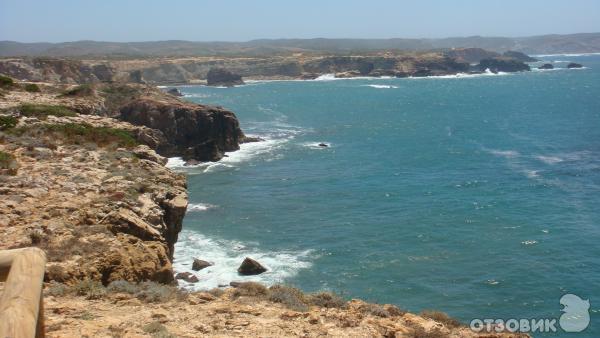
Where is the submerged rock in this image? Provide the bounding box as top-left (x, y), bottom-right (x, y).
top-left (192, 259), bottom-right (212, 271)
top-left (237, 257), bottom-right (267, 275)
top-left (318, 143), bottom-right (328, 147)
top-left (567, 63), bottom-right (583, 69)
top-left (538, 63), bottom-right (554, 70)
top-left (206, 68), bottom-right (244, 87)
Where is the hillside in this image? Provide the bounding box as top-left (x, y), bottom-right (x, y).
top-left (0, 33), bottom-right (599, 58)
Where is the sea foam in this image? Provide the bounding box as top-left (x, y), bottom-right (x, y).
top-left (173, 230), bottom-right (313, 290)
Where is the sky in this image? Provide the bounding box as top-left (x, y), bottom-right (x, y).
top-left (0, 0), bottom-right (599, 43)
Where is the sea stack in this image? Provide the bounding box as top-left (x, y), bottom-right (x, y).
top-left (567, 63), bottom-right (583, 69)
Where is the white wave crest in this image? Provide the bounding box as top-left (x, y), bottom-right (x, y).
top-left (187, 203), bottom-right (217, 212)
top-left (533, 52), bottom-right (600, 57)
top-left (485, 148), bottom-right (520, 158)
top-left (302, 142), bottom-right (332, 149)
top-left (173, 230), bottom-right (313, 290)
top-left (314, 74), bottom-right (337, 81)
top-left (536, 155), bottom-right (564, 164)
top-left (363, 84), bottom-right (398, 89)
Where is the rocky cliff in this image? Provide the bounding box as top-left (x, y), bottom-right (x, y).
top-left (0, 50), bottom-right (533, 85)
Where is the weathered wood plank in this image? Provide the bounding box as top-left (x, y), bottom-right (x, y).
top-left (0, 248), bottom-right (47, 338)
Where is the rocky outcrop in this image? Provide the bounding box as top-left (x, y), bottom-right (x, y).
top-left (567, 62), bottom-right (583, 68)
top-left (119, 98), bottom-right (245, 162)
top-left (166, 87), bottom-right (183, 96)
top-left (444, 48), bottom-right (500, 64)
top-left (0, 58), bottom-right (115, 84)
top-left (478, 57), bottom-right (531, 72)
top-left (0, 110), bottom-right (188, 285)
top-left (206, 68), bottom-right (244, 87)
top-left (538, 63), bottom-right (554, 70)
top-left (238, 257), bottom-right (267, 275)
top-left (192, 258), bottom-right (212, 271)
top-left (502, 51), bottom-right (538, 62)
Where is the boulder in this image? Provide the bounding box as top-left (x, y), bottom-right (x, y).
top-left (318, 143), bottom-right (328, 147)
top-left (206, 68), bottom-right (244, 87)
top-left (567, 63), bottom-right (583, 69)
top-left (192, 258), bottom-right (212, 271)
top-left (538, 63), bottom-right (554, 70)
top-left (478, 57), bottom-right (531, 72)
top-left (132, 145), bottom-right (168, 165)
top-left (237, 257), bottom-right (267, 275)
top-left (167, 88), bottom-right (183, 96)
top-left (175, 272), bottom-right (199, 283)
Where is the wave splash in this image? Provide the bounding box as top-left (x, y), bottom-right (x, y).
top-left (173, 230), bottom-right (313, 290)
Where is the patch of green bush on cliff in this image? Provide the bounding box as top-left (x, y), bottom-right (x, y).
top-left (60, 84), bottom-right (94, 97)
top-left (0, 75), bottom-right (14, 88)
top-left (24, 83), bottom-right (41, 93)
top-left (0, 150), bottom-right (18, 175)
top-left (42, 123), bottom-right (138, 148)
top-left (0, 115), bottom-right (18, 130)
top-left (17, 104), bottom-right (77, 119)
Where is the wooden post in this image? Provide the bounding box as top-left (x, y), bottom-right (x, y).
top-left (0, 247), bottom-right (47, 338)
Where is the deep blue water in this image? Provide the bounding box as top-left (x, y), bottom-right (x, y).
top-left (171, 55), bottom-right (600, 337)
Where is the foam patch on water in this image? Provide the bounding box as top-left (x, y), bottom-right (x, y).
top-left (302, 142), bottom-right (332, 149)
top-left (533, 52), bottom-right (600, 57)
top-left (484, 148), bottom-right (521, 158)
top-left (363, 84), bottom-right (398, 89)
top-left (536, 155), bottom-right (564, 164)
top-left (187, 203), bottom-right (217, 212)
top-left (173, 230), bottom-right (314, 290)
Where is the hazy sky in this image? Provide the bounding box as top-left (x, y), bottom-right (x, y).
top-left (1, 0), bottom-right (599, 42)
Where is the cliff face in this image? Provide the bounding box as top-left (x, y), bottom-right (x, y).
top-left (0, 112), bottom-right (187, 285)
top-left (120, 98), bottom-right (245, 161)
top-left (0, 50), bottom-right (532, 84)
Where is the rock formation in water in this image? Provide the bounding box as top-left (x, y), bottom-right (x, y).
top-left (539, 63), bottom-right (554, 69)
top-left (206, 67), bottom-right (245, 87)
top-left (502, 50), bottom-right (539, 62)
top-left (567, 62), bottom-right (583, 68)
top-left (478, 57), bottom-right (531, 72)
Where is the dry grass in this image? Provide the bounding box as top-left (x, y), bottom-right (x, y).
top-left (420, 310), bottom-right (462, 329)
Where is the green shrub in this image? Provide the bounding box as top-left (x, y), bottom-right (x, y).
top-left (61, 84), bottom-right (94, 97)
top-left (0, 115), bottom-right (18, 130)
top-left (42, 123), bottom-right (138, 148)
top-left (107, 280), bottom-right (139, 294)
top-left (24, 83), bottom-right (41, 92)
top-left (17, 104), bottom-right (77, 119)
top-left (0, 75), bottom-right (13, 88)
top-left (0, 150), bottom-right (18, 175)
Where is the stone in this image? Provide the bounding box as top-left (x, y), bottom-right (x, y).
top-left (192, 258), bottom-right (212, 271)
top-left (538, 63), bottom-right (554, 70)
top-left (237, 257), bottom-right (267, 275)
top-left (206, 68), bottom-right (244, 87)
top-left (567, 63), bottom-right (583, 69)
top-left (478, 57), bottom-right (531, 72)
top-left (167, 88), bottom-right (183, 96)
top-left (175, 272), bottom-right (199, 283)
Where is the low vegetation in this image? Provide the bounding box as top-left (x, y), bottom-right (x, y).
top-left (11, 122), bottom-right (138, 148)
top-left (0, 75), bottom-right (14, 88)
top-left (24, 83), bottom-right (41, 92)
top-left (232, 282), bottom-right (347, 312)
top-left (60, 84), bottom-right (94, 97)
top-left (142, 321), bottom-right (176, 338)
top-left (0, 150), bottom-right (18, 175)
top-left (46, 280), bottom-right (187, 303)
top-left (16, 103), bottom-right (77, 119)
top-left (420, 310), bottom-right (462, 328)
top-left (0, 115), bottom-right (18, 130)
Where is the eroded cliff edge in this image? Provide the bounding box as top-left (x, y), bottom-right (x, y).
top-left (0, 81), bottom-right (247, 285)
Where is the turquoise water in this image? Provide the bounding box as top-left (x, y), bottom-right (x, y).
top-left (171, 55), bottom-right (600, 337)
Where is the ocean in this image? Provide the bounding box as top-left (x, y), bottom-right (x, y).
top-left (169, 55), bottom-right (600, 337)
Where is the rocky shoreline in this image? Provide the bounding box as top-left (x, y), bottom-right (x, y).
top-left (0, 76), bottom-right (527, 337)
top-left (0, 48), bottom-right (538, 86)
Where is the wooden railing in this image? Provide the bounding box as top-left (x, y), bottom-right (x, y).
top-left (0, 248), bottom-right (47, 338)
